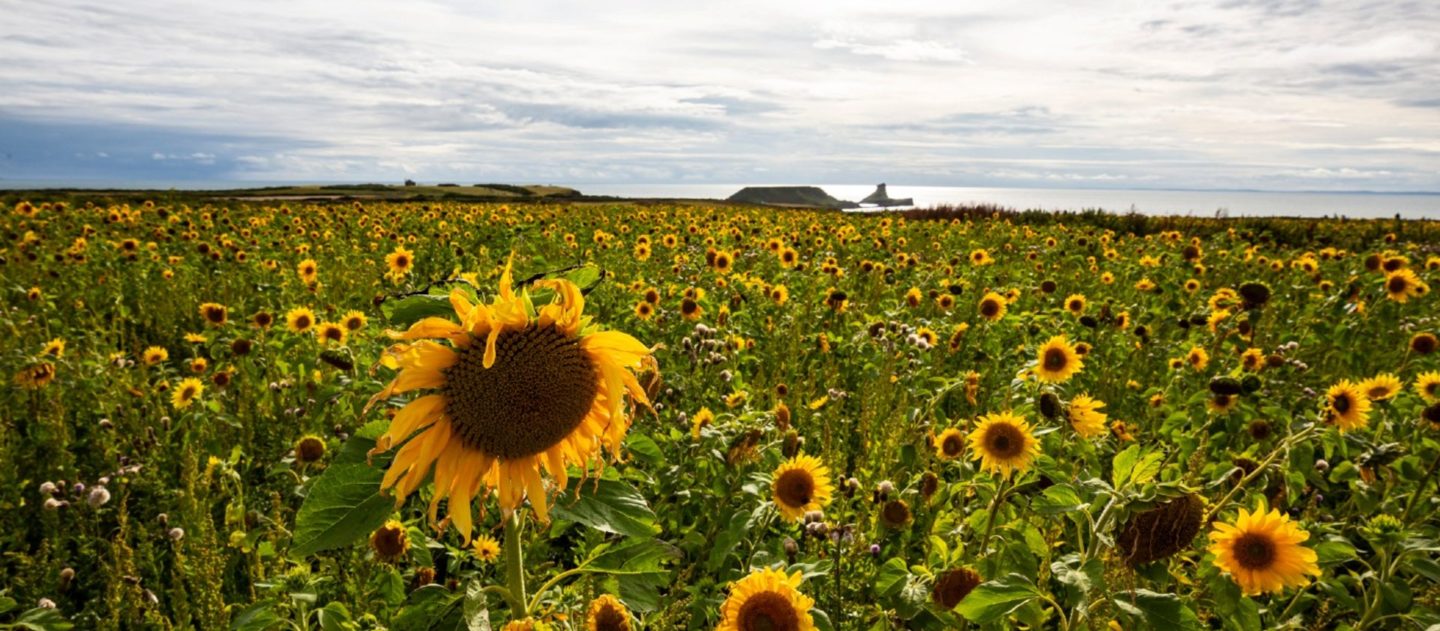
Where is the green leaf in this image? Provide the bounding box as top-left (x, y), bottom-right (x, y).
top-left (955, 577), bottom-right (1037, 624)
top-left (230, 601), bottom-right (281, 631)
top-left (290, 463), bottom-right (394, 558)
top-left (625, 433), bottom-right (664, 467)
top-left (391, 585), bottom-right (466, 631)
top-left (586, 537), bottom-right (678, 612)
top-left (874, 557), bottom-right (909, 598)
top-left (552, 477), bottom-right (659, 538)
top-left (317, 602), bottom-right (354, 631)
top-left (1129, 451), bottom-right (1166, 487)
top-left (1115, 589), bottom-right (1202, 630)
top-left (463, 580), bottom-right (491, 631)
top-left (1206, 570), bottom-right (1261, 631)
top-left (334, 420), bottom-right (390, 466)
top-left (1032, 484), bottom-right (1086, 514)
top-left (1313, 538), bottom-right (1357, 565)
top-left (1112, 445), bottom-right (1140, 488)
top-left (12, 606), bottom-right (75, 631)
top-left (385, 294), bottom-right (455, 328)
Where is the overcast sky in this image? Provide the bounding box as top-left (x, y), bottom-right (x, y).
top-left (2, 0), bottom-right (1438, 191)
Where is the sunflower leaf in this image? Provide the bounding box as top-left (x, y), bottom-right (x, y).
top-left (384, 294), bottom-right (454, 328)
top-left (290, 463), bottom-right (393, 558)
top-left (551, 477), bottom-right (659, 538)
top-left (954, 575), bottom-right (1037, 624)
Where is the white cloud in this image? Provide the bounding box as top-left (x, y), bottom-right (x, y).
top-left (0, 0), bottom-right (1436, 190)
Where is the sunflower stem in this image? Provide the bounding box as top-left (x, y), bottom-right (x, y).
top-left (503, 511), bottom-right (529, 616)
top-left (1401, 449), bottom-right (1440, 523)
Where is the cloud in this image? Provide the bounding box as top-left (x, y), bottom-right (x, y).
top-left (0, 0), bottom-right (1436, 191)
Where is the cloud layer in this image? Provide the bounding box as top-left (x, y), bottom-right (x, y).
top-left (2, 0), bottom-right (1437, 190)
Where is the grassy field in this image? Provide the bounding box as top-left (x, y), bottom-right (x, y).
top-left (3, 197), bottom-right (1440, 630)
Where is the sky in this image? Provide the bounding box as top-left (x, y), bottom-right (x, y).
top-left (2, 0), bottom-right (1438, 191)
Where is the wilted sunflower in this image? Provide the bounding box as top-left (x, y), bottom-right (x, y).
top-left (772, 453), bottom-right (833, 522)
top-left (171, 377), bottom-right (204, 410)
top-left (967, 412), bottom-right (1041, 478)
top-left (472, 533), bottom-right (500, 563)
top-left (691, 407), bottom-right (715, 440)
top-left (717, 568), bottom-right (816, 631)
top-left (366, 259), bottom-right (652, 540)
top-left (1035, 335), bottom-right (1083, 383)
top-left (286, 307), bottom-right (316, 334)
top-left (1325, 380), bottom-right (1371, 432)
top-left (370, 520), bottom-right (410, 562)
top-left (934, 428), bottom-right (966, 460)
top-left (1068, 394), bottom-right (1108, 439)
top-left (931, 568), bottom-right (983, 610)
top-left (1360, 373), bottom-right (1402, 401)
top-left (295, 435), bottom-right (327, 463)
top-left (977, 291), bottom-right (1007, 322)
top-left (14, 362), bottom-right (56, 389)
top-left (585, 594), bottom-right (631, 631)
top-left (1208, 504), bottom-right (1321, 595)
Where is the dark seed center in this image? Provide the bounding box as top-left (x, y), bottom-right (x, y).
top-left (443, 326), bottom-right (597, 459)
top-left (1233, 533), bottom-right (1276, 570)
top-left (775, 470), bottom-right (815, 507)
top-left (1043, 348), bottom-right (1067, 371)
top-left (737, 592), bottom-right (800, 631)
top-left (986, 425), bottom-right (1023, 458)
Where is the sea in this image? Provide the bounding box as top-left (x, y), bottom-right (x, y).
top-left (3, 179), bottom-right (1439, 219)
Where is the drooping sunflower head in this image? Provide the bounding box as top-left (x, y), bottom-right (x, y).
top-left (1035, 335), bottom-right (1083, 383)
top-left (772, 454), bottom-right (834, 522)
top-left (934, 428), bottom-right (966, 460)
top-left (717, 568), bottom-right (816, 631)
top-left (931, 567), bottom-right (983, 610)
top-left (585, 594), bottom-right (632, 631)
top-left (1208, 504), bottom-right (1321, 596)
top-left (1068, 394), bottom-right (1108, 439)
top-left (1325, 379), bottom-right (1371, 432)
top-left (967, 412), bottom-right (1041, 478)
top-left (367, 258), bottom-right (652, 541)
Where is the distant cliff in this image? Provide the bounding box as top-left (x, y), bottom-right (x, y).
top-left (726, 186), bottom-right (858, 209)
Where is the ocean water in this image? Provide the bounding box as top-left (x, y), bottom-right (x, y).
top-left (582, 184), bottom-right (1440, 219)
top-left (3, 179), bottom-right (1438, 219)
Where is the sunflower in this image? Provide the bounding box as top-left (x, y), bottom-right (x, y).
top-left (1208, 504), bottom-right (1321, 595)
top-left (1240, 348), bottom-right (1265, 372)
top-left (198, 302), bottom-right (228, 327)
top-left (1064, 293), bottom-right (1086, 316)
top-left (286, 307), bottom-right (316, 333)
top-left (931, 568), bottom-right (983, 610)
top-left (967, 412), bottom-right (1041, 478)
top-left (171, 377), bottom-right (204, 410)
top-left (1361, 373), bottom-right (1402, 401)
top-left (385, 246), bottom-right (415, 280)
top-left (634, 301), bottom-right (654, 320)
top-left (14, 362), bottom-right (56, 389)
top-left (1325, 380), bottom-right (1371, 432)
top-left (1415, 372), bottom-right (1440, 403)
top-left (716, 568), bottom-right (816, 631)
top-left (370, 520), bottom-right (410, 562)
top-left (1034, 335), bottom-right (1083, 383)
top-left (342, 310), bottom-right (368, 332)
top-left (316, 322), bottom-right (347, 346)
top-left (769, 285), bottom-right (789, 305)
top-left (771, 454), bottom-right (833, 522)
top-left (1411, 332), bottom-right (1439, 355)
top-left (42, 338), bottom-right (65, 358)
top-left (472, 534), bottom-right (500, 563)
top-left (1187, 346), bottom-right (1210, 371)
top-left (366, 258), bottom-right (652, 540)
top-left (977, 292), bottom-right (1007, 322)
top-left (298, 258), bottom-right (319, 284)
top-left (1383, 268), bottom-right (1424, 303)
top-left (295, 435), bottom-right (326, 463)
top-left (585, 594), bottom-right (632, 631)
top-left (691, 407), bottom-right (715, 440)
top-left (1068, 394), bottom-right (1108, 439)
top-left (253, 311), bottom-right (275, 329)
top-left (681, 297), bottom-right (704, 320)
top-left (143, 346), bottom-right (169, 365)
top-left (934, 428), bottom-right (966, 460)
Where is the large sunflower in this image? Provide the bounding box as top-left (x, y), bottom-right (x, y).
top-left (1325, 379), bottom-right (1371, 432)
top-left (1208, 504), bottom-right (1321, 595)
top-left (716, 568), bottom-right (816, 631)
top-left (1034, 335), bottom-right (1083, 383)
top-left (771, 454), bottom-right (834, 522)
top-left (366, 259), bottom-right (652, 541)
top-left (967, 412), bottom-right (1041, 478)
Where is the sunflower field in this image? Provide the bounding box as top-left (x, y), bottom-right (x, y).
top-left (4, 196), bottom-right (1440, 630)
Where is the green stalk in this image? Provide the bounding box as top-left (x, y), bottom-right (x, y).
top-left (503, 511), bottom-right (529, 617)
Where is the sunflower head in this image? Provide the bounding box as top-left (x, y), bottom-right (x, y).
top-left (772, 454), bottom-right (834, 522)
top-left (1208, 503), bottom-right (1321, 595)
top-left (1068, 394), bottom-right (1108, 439)
top-left (585, 594), bottom-right (632, 631)
top-left (367, 258), bottom-right (652, 540)
top-left (1325, 380), bottom-right (1371, 432)
top-left (295, 435), bottom-right (327, 463)
top-left (472, 534), bottom-right (501, 563)
top-left (1117, 494), bottom-right (1204, 566)
top-left (370, 520), bottom-right (410, 562)
top-left (934, 428), bottom-right (966, 460)
top-left (931, 567), bottom-right (983, 610)
top-left (977, 292), bottom-right (1007, 322)
top-left (1035, 336), bottom-right (1083, 383)
top-left (968, 412), bottom-right (1040, 478)
top-left (717, 568), bottom-right (816, 631)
